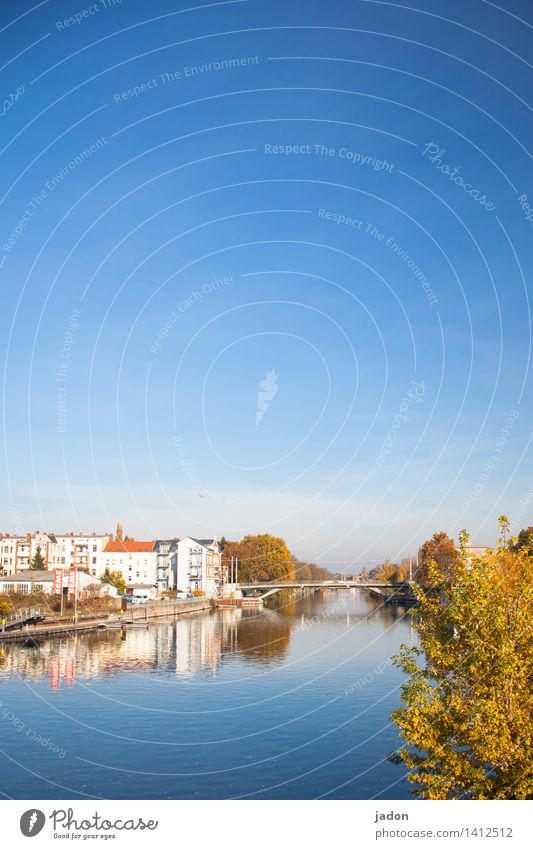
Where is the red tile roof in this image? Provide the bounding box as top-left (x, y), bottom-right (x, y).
top-left (104, 540), bottom-right (155, 553)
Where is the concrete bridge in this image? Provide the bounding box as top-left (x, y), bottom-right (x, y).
top-left (237, 580), bottom-right (408, 600)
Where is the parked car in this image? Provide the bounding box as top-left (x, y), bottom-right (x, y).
top-left (120, 594), bottom-right (148, 605)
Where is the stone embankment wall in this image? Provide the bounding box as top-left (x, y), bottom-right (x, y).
top-left (124, 599), bottom-right (211, 620)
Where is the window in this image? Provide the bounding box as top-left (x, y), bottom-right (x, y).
top-left (92, 557), bottom-right (96, 564)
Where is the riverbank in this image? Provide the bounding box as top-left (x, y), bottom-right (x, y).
top-left (0, 598), bottom-right (211, 642)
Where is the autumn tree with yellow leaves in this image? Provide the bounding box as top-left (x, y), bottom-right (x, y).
top-left (391, 516), bottom-right (533, 799)
top-left (222, 534), bottom-right (295, 583)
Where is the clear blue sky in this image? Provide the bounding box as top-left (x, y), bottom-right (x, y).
top-left (1, 0), bottom-right (532, 568)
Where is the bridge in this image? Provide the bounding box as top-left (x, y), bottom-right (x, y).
top-left (237, 580), bottom-right (409, 600)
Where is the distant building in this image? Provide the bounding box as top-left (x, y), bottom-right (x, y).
top-left (1, 529), bottom-right (227, 597)
top-left (0, 532), bottom-right (55, 575)
top-left (174, 537), bottom-right (223, 596)
top-left (101, 540), bottom-right (158, 587)
top-left (0, 531), bottom-right (110, 576)
top-left (0, 535), bottom-right (25, 575)
top-left (0, 569), bottom-right (101, 596)
top-left (154, 539), bottom-right (179, 593)
top-left (126, 583), bottom-right (158, 600)
top-left (49, 533), bottom-right (111, 576)
top-left (466, 546), bottom-right (490, 558)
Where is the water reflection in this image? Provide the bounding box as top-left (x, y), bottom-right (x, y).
top-left (0, 590), bottom-right (411, 689)
top-left (0, 590), bottom-right (415, 800)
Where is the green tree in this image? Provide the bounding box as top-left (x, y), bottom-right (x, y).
top-left (219, 536), bottom-right (227, 552)
top-left (417, 531), bottom-right (458, 585)
top-left (29, 545), bottom-right (46, 571)
top-left (512, 525), bottom-right (533, 556)
top-left (391, 525), bottom-right (533, 799)
top-left (222, 535), bottom-right (295, 583)
top-left (100, 567), bottom-right (126, 595)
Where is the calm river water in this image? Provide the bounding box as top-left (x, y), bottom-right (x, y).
top-left (0, 591), bottom-right (415, 799)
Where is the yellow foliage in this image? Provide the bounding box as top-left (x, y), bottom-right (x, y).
top-left (391, 526), bottom-right (533, 799)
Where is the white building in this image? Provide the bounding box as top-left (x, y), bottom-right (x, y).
top-left (101, 540), bottom-right (158, 587)
top-left (0, 531), bottom-right (110, 576)
top-left (0, 535), bottom-right (24, 575)
top-left (154, 539), bottom-right (178, 593)
top-left (0, 532), bottom-right (56, 575)
top-left (0, 569), bottom-right (104, 596)
top-left (48, 533), bottom-right (111, 576)
top-left (174, 537), bottom-right (223, 597)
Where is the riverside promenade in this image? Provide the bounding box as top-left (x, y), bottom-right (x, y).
top-left (0, 598), bottom-right (211, 642)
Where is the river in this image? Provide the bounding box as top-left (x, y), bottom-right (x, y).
top-left (0, 590), bottom-right (415, 799)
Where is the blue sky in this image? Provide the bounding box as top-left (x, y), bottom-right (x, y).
top-left (1, 0), bottom-right (532, 568)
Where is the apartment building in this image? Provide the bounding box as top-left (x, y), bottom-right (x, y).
top-left (0, 532), bottom-right (56, 575)
top-left (0, 535), bottom-right (23, 575)
top-left (1, 529), bottom-right (226, 596)
top-left (154, 539), bottom-right (179, 593)
top-left (101, 539), bottom-right (158, 586)
top-left (49, 533), bottom-right (110, 576)
top-left (174, 537), bottom-right (224, 597)
top-left (0, 531), bottom-right (111, 576)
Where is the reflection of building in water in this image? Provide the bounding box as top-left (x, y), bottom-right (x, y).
top-left (173, 609), bottom-right (242, 675)
top-left (0, 605), bottom-right (295, 684)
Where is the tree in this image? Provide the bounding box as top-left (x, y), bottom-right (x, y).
top-left (29, 545), bottom-right (46, 571)
top-left (360, 565), bottom-right (369, 581)
top-left (369, 559), bottom-right (400, 581)
top-left (292, 557), bottom-right (334, 581)
top-left (417, 531), bottom-right (458, 585)
top-left (512, 525), bottom-right (533, 556)
top-left (115, 523), bottom-right (123, 543)
top-left (219, 536), bottom-right (227, 552)
top-left (222, 535), bottom-right (295, 583)
top-left (398, 558), bottom-right (411, 582)
top-left (100, 568), bottom-right (126, 595)
top-left (293, 558), bottom-right (312, 581)
top-left (390, 522), bottom-right (533, 799)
